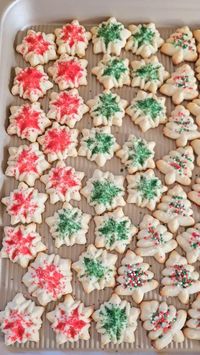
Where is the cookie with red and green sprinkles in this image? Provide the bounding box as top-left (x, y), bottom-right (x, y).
top-left (184, 294), bottom-right (200, 340)
top-left (177, 223), bottom-right (200, 264)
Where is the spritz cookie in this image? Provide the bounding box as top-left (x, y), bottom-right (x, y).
top-left (78, 126), bottom-right (119, 167)
top-left (193, 28), bottom-right (200, 52)
top-left (163, 105), bottom-right (200, 147)
top-left (72, 244), bottom-right (117, 293)
top-left (5, 143), bottom-right (50, 186)
top-left (188, 177), bottom-right (200, 206)
top-left (160, 250), bottom-right (200, 304)
top-left (87, 90), bottom-right (128, 127)
top-left (191, 139), bottom-right (200, 166)
top-left (160, 26), bottom-right (197, 65)
top-left (46, 295), bottom-right (93, 344)
top-left (48, 54), bottom-right (88, 90)
top-left (41, 161), bottom-right (84, 204)
top-left (55, 20), bottom-right (91, 57)
top-left (22, 253), bottom-right (72, 306)
top-left (115, 250), bottom-right (158, 303)
top-left (184, 294), bottom-right (200, 340)
top-left (92, 293), bottom-right (140, 345)
top-left (91, 17), bottom-right (131, 55)
top-left (135, 215), bottom-right (177, 264)
top-left (0, 293), bottom-right (44, 345)
top-left (92, 54), bottom-right (130, 89)
top-left (47, 89), bottom-right (89, 128)
top-left (160, 64), bottom-right (198, 104)
top-left (131, 56), bottom-right (169, 93)
top-left (116, 135), bottom-right (155, 174)
top-left (156, 146), bottom-right (195, 186)
top-left (187, 97), bottom-right (200, 127)
top-left (81, 169), bottom-right (125, 215)
top-left (94, 208), bottom-right (137, 253)
top-left (140, 300), bottom-right (186, 350)
top-left (16, 29), bottom-right (57, 66)
top-left (11, 66), bottom-right (53, 102)
top-left (126, 90), bottom-right (167, 132)
top-left (125, 23), bottom-right (164, 58)
top-left (153, 184), bottom-right (195, 233)
top-left (177, 223), bottom-right (200, 264)
top-left (195, 56), bottom-right (200, 80)
top-left (127, 169), bottom-right (167, 211)
top-left (1, 182), bottom-right (47, 225)
top-left (46, 202), bottom-right (91, 248)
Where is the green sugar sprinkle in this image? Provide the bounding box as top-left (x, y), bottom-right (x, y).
top-left (85, 132), bottom-right (114, 155)
top-left (133, 25), bottom-right (155, 47)
top-left (94, 93), bottom-right (121, 119)
top-left (83, 257), bottom-right (105, 280)
top-left (97, 22), bottom-right (123, 48)
top-left (128, 138), bottom-right (152, 167)
top-left (100, 305), bottom-right (127, 341)
top-left (99, 218), bottom-right (130, 247)
top-left (137, 175), bottom-right (161, 200)
top-left (56, 208), bottom-right (81, 239)
top-left (91, 180), bottom-right (122, 206)
top-left (135, 63), bottom-right (160, 81)
top-left (135, 97), bottom-right (163, 120)
top-left (103, 58), bottom-right (127, 81)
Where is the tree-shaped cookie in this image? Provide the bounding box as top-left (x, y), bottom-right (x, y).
top-left (188, 177), bottom-right (200, 206)
top-left (177, 223), bottom-right (200, 264)
top-left (191, 139), bottom-right (200, 166)
top-left (187, 97), bottom-right (200, 127)
top-left (184, 294), bottom-right (200, 340)
top-left (115, 250), bottom-right (158, 303)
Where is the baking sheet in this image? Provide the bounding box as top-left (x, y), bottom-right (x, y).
top-left (0, 24), bottom-right (200, 352)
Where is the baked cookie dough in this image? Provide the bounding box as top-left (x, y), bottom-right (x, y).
top-left (188, 177), bottom-right (200, 206)
top-left (184, 294), bottom-right (200, 340)
top-left (177, 223), bottom-right (200, 264)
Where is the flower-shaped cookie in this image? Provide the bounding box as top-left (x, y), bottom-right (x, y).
top-left (188, 177), bottom-right (200, 206)
top-left (127, 169), bottom-right (167, 211)
top-left (5, 143), bottom-right (50, 186)
top-left (46, 202), bottom-right (91, 248)
top-left (48, 54), bottom-right (88, 90)
top-left (115, 250), bottom-right (158, 303)
top-left (72, 244), bottom-right (117, 293)
top-left (92, 293), bottom-right (140, 345)
top-left (46, 295), bottom-right (93, 344)
top-left (22, 253), bottom-right (72, 306)
top-left (184, 294), bottom-right (200, 340)
top-left (126, 90), bottom-right (167, 132)
top-left (187, 97), bottom-right (200, 127)
top-left (1, 182), bottom-right (47, 225)
top-left (78, 126), bottom-right (119, 167)
top-left (191, 139), bottom-right (200, 166)
top-left (136, 215), bottom-right (177, 264)
top-left (94, 208), bottom-right (137, 253)
top-left (160, 251), bottom-right (200, 304)
top-left (1, 224), bottom-right (46, 268)
top-left (81, 169), bottom-right (125, 214)
top-left (92, 54), bottom-right (130, 89)
top-left (41, 161), bottom-right (84, 204)
top-left (131, 56), bottom-right (169, 93)
top-left (177, 223), bottom-right (200, 264)
top-left (0, 293), bottom-right (44, 345)
top-left (125, 23), bottom-right (164, 58)
top-left (47, 89), bottom-right (89, 127)
top-left (160, 64), bottom-right (198, 104)
top-left (91, 17), bottom-right (131, 55)
top-left (16, 29), bottom-right (57, 66)
top-left (11, 66), bottom-right (53, 102)
top-left (55, 20), bottom-right (91, 57)
top-left (116, 135), bottom-right (155, 174)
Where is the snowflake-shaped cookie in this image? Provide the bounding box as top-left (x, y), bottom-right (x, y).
top-left (115, 250), bottom-right (158, 303)
top-left (78, 126), bottom-right (119, 167)
top-left (191, 139), bottom-right (200, 166)
top-left (160, 26), bottom-right (197, 65)
top-left (22, 253), bottom-right (72, 306)
top-left (0, 293), bottom-right (44, 345)
top-left (160, 251), bottom-right (200, 304)
top-left (46, 294), bottom-right (93, 344)
top-left (163, 105), bottom-right (200, 147)
top-left (188, 177), bottom-right (200, 206)
top-left (116, 135), bottom-right (155, 174)
top-left (16, 29), bottom-right (57, 66)
top-left (11, 66), bottom-right (53, 102)
top-left (126, 90), bottom-right (167, 132)
top-left (135, 215), bottom-right (177, 264)
top-left (72, 244), bottom-right (117, 293)
top-left (92, 293), bottom-right (140, 345)
top-left (5, 142), bottom-right (50, 186)
top-left (55, 19), bottom-right (91, 57)
top-left (127, 169), bottom-right (167, 211)
top-left (81, 169), bottom-right (125, 214)
top-left (1, 182), bottom-right (47, 225)
top-left (140, 300), bottom-right (186, 350)
top-left (41, 161), bottom-right (84, 204)
top-left (184, 294), bottom-right (200, 340)
top-left (125, 23), bottom-right (164, 58)
top-left (177, 223), bottom-right (200, 264)
top-left (153, 184), bottom-right (194, 233)
top-left (48, 54), bottom-right (88, 90)
top-left (187, 97), bottom-right (200, 127)
top-left (156, 146), bottom-right (194, 186)
top-left (87, 90), bottom-right (128, 127)
top-left (131, 56), bottom-right (169, 93)
top-left (94, 208), bottom-right (137, 253)
top-left (1, 224), bottom-right (46, 268)
top-left (91, 17), bottom-right (131, 55)
top-left (46, 202), bottom-right (91, 248)
top-left (92, 54), bottom-right (130, 89)
top-left (160, 64), bottom-right (198, 104)
top-left (47, 89), bottom-right (89, 127)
